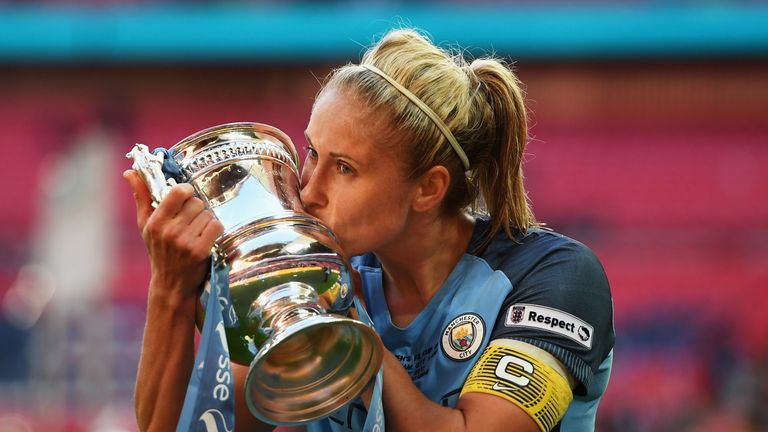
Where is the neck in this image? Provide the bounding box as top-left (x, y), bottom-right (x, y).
top-left (374, 212), bottom-right (475, 308)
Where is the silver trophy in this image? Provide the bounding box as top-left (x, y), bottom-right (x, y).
top-left (127, 122), bottom-right (383, 425)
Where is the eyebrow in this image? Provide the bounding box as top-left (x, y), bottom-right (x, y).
top-left (304, 130), bottom-right (362, 165)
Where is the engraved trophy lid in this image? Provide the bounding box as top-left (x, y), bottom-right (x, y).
top-left (172, 122), bottom-right (301, 179)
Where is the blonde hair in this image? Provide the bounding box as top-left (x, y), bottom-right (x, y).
top-left (319, 29), bottom-right (539, 249)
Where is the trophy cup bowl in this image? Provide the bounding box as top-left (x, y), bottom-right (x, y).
top-left (129, 122), bottom-right (383, 425)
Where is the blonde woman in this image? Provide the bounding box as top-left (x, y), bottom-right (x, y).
top-left (127, 29), bottom-right (614, 432)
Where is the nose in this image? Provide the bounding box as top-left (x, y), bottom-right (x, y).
top-left (299, 164), bottom-right (327, 213)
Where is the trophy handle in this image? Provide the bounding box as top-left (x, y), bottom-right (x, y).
top-left (126, 143), bottom-right (178, 208)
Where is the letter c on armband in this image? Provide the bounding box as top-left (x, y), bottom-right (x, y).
top-left (460, 344), bottom-right (573, 432)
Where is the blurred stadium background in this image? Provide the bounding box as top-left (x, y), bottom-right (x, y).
top-left (0, 1), bottom-right (767, 431)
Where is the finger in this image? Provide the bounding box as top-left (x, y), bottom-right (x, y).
top-left (186, 209), bottom-right (214, 238)
top-left (152, 183), bottom-right (196, 222)
top-left (123, 169), bottom-right (154, 230)
top-left (195, 219), bottom-right (225, 257)
top-left (172, 196), bottom-right (206, 226)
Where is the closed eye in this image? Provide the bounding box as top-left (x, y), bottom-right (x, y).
top-left (306, 145), bottom-right (318, 159)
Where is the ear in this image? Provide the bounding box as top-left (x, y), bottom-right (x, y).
top-left (412, 165), bottom-right (451, 213)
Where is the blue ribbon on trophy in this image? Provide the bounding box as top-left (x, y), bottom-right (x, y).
top-left (354, 296), bottom-right (386, 432)
top-left (177, 259), bottom-right (237, 432)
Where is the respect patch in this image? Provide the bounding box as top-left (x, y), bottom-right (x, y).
top-left (504, 304), bottom-right (593, 349)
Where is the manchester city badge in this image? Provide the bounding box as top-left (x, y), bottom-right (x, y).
top-left (441, 313), bottom-right (485, 361)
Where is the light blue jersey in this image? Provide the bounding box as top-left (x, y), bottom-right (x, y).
top-left (308, 219), bottom-right (615, 432)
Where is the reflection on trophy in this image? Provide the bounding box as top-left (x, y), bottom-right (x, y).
top-left (127, 123), bottom-right (383, 425)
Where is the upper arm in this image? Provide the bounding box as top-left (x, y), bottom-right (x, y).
top-left (457, 233), bottom-right (614, 431)
top-left (457, 391), bottom-right (540, 432)
top-left (457, 339), bottom-right (574, 432)
top-left (491, 239), bottom-right (615, 393)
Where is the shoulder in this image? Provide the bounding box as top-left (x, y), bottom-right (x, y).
top-left (472, 219), bottom-right (608, 294)
top-left (472, 219), bottom-right (614, 390)
top-left (479, 225), bottom-right (612, 333)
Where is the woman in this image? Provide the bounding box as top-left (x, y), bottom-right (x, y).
top-left (126, 29), bottom-right (614, 432)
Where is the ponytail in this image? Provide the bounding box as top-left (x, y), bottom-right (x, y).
top-left (470, 59), bottom-right (538, 250)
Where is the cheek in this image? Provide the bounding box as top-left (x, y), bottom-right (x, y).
top-left (332, 187), bottom-right (411, 255)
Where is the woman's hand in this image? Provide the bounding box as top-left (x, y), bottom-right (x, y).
top-left (124, 169), bottom-right (223, 304)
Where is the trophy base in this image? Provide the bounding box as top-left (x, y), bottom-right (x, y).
top-left (244, 314), bottom-right (383, 425)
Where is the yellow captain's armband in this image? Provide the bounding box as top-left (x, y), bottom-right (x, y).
top-left (460, 341), bottom-right (573, 432)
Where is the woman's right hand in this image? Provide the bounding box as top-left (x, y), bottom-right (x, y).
top-left (124, 169), bottom-right (224, 305)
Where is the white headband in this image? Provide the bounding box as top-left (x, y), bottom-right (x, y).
top-left (361, 64), bottom-right (470, 171)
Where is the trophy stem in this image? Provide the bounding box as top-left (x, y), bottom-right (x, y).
top-left (244, 277), bottom-right (381, 426)
top-left (249, 282), bottom-right (324, 338)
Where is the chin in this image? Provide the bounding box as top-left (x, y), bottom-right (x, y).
top-left (337, 238), bottom-right (369, 259)
top-left (336, 239), bottom-right (357, 258)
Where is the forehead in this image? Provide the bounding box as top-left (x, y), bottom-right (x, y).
top-left (307, 88), bottom-right (400, 156)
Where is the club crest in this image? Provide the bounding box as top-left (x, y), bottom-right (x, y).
top-left (441, 313), bottom-right (485, 361)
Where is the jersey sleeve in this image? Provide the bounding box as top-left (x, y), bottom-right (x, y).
top-left (489, 237), bottom-right (614, 394)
